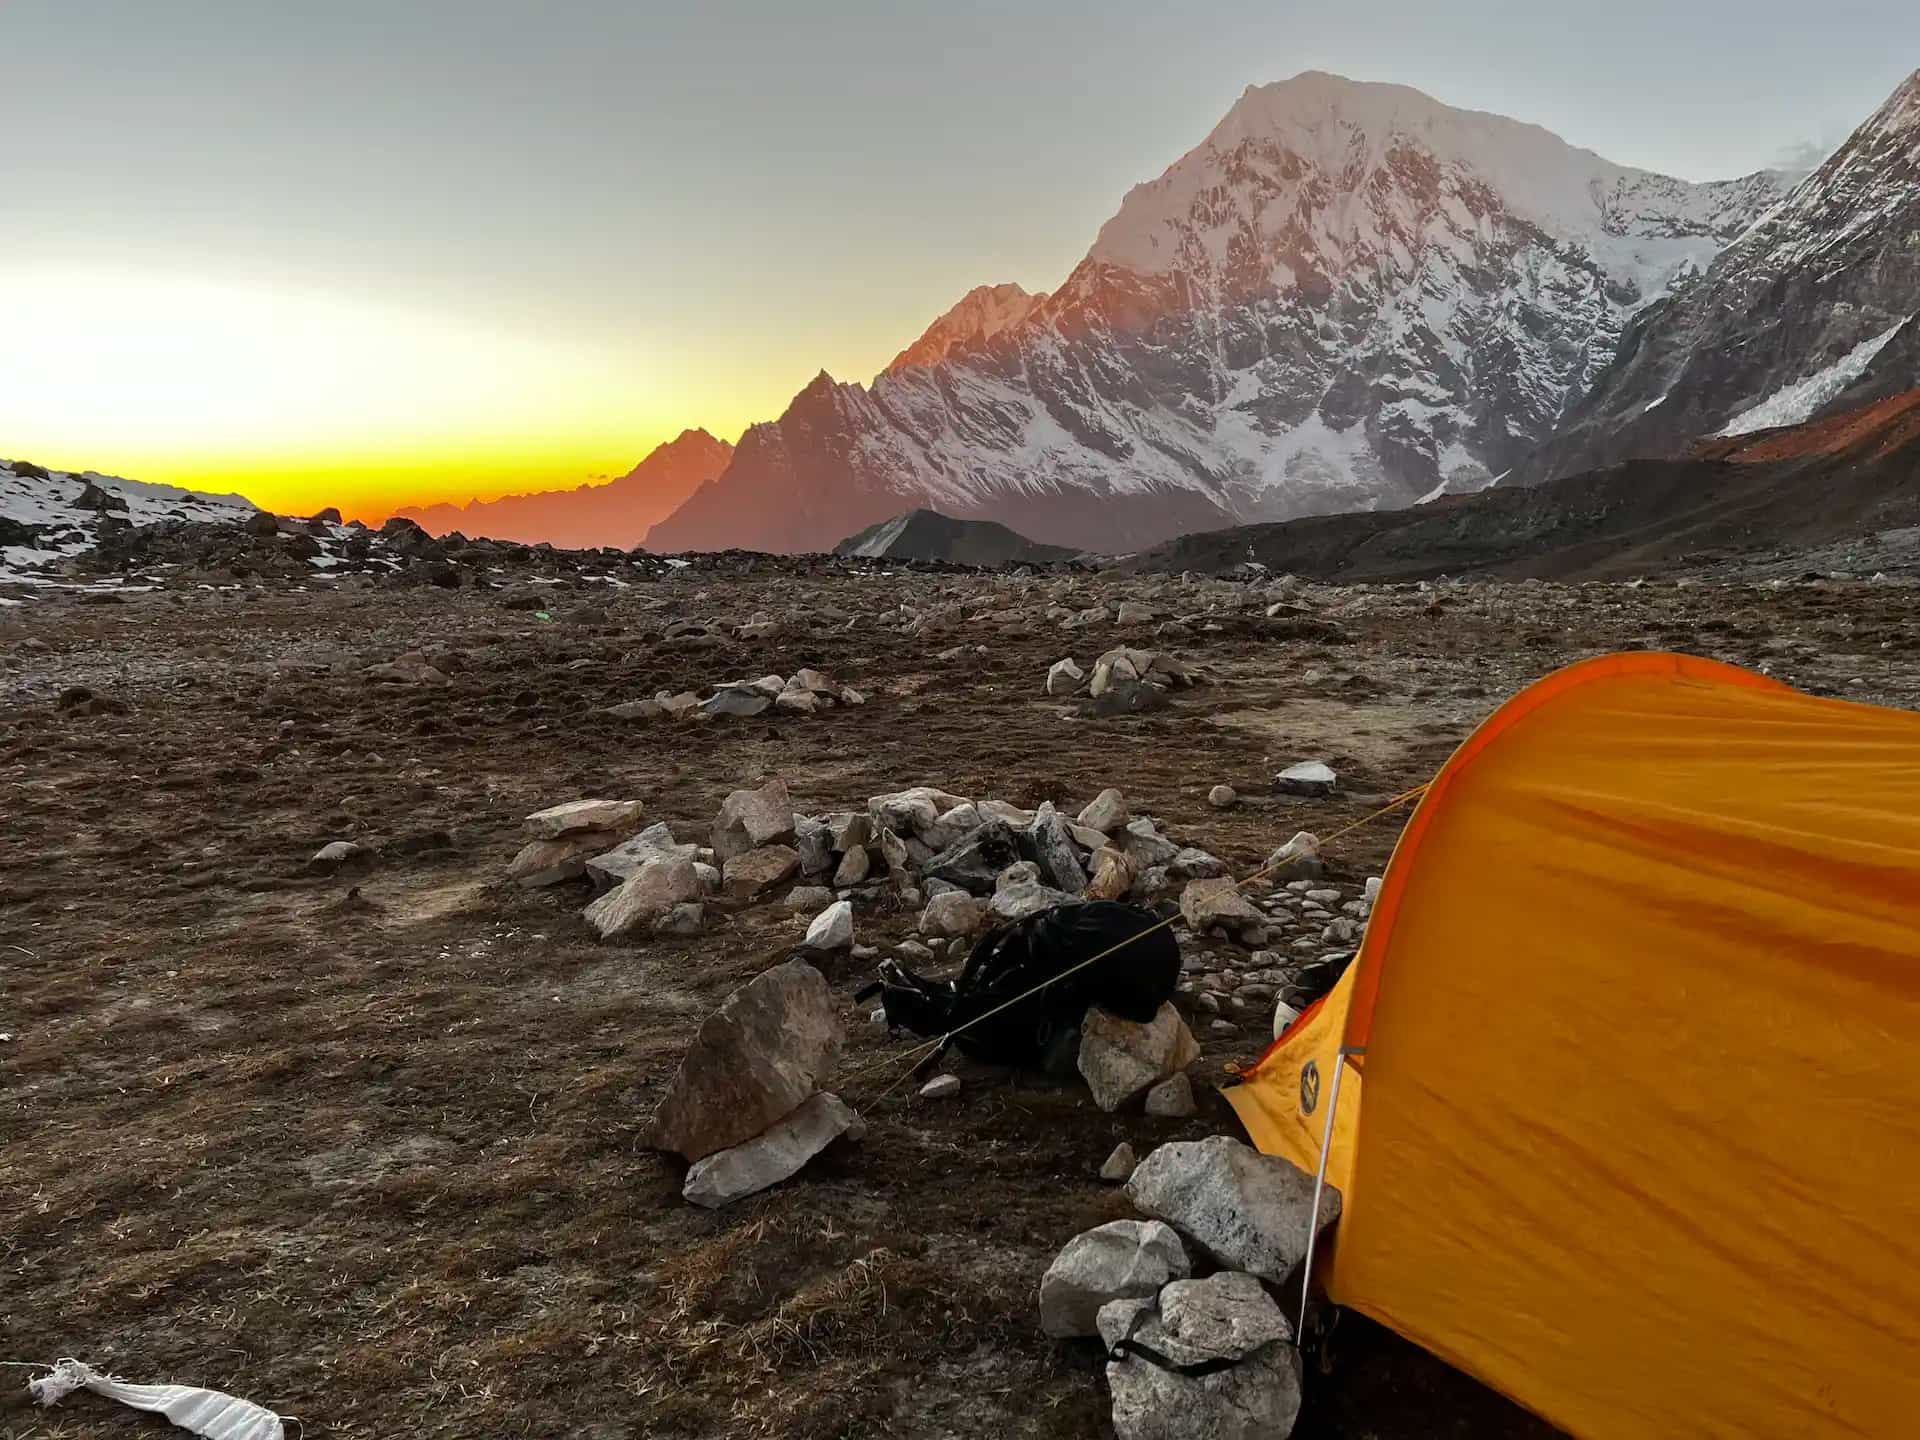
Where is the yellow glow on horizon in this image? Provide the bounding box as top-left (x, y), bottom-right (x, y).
top-left (0, 267), bottom-right (755, 519)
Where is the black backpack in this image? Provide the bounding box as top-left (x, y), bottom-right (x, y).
top-left (857, 901), bottom-right (1181, 1071)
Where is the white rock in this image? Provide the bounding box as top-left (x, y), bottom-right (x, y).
top-left (921, 890), bottom-right (987, 937)
top-left (1047, 658), bottom-right (1086, 695)
top-left (1207, 785), bottom-right (1237, 809)
top-left (1154, 1271), bottom-right (1292, 1365)
top-left (832, 844), bottom-right (871, 887)
top-left (711, 778), bottom-right (795, 861)
top-left (1125, 1136), bottom-right (1340, 1283)
top-left (803, 900), bottom-right (854, 951)
top-left (1100, 1141), bottom-right (1138, 1182)
top-left (1275, 761), bottom-right (1337, 796)
top-left (1079, 787), bottom-right (1130, 833)
top-left (583, 857), bottom-right (703, 939)
top-left (1270, 1002), bottom-right (1301, 1039)
top-left (919, 1073), bottom-right (961, 1099)
top-left (1100, 1295), bottom-right (1302, 1440)
top-left (1079, 1003), bottom-right (1200, 1112)
top-left (681, 1092), bottom-right (862, 1209)
top-left (524, 798), bottom-right (645, 839)
top-left (1038, 1219), bottom-right (1190, 1338)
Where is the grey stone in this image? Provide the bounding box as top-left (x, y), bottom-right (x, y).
top-left (803, 899), bottom-right (854, 951)
top-left (876, 824), bottom-right (911, 874)
top-left (1180, 879), bottom-right (1264, 941)
top-left (653, 902), bottom-right (705, 936)
top-left (1101, 1300), bottom-right (1302, 1440)
top-left (1170, 848), bottom-right (1230, 880)
top-left (509, 833), bottom-right (606, 887)
top-left (1100, 1142), bottom-right (1138, 1182)
top-left (711, 778), bottom-right (795, 861)
top-left (584, 857), bottom-right (703, 938)
top-left (1079, 787), bottom-right (1130, 833)
top-left (1125, 1136), bottom-right (1340, 1283)
top-left (825, 811), bottom-right (873, 852)
top-left (1275, 761), bottom-right (1337, 797)
top-left (1047, 657), bottom-right (1086, 695)
top-left (990, 879), bottom-right (1069, 922)
top-left (794, 815), bottom-right (835, 874)
top-left (1122, 818), bottom-right (1180, 868)
top-left (1207, 785), bottom-right (1238, 809)
top-left (524, 798), bottom-right (645, 839)
top-left (649, 958), bottom-right (843, 1162)
top-left (1265, 832), bottom-right (1323, 881)
top-left (681, 1091), bottom-right (862, 1209)
top-left (773, 687), bottom-right (819, 714)
top-left (918, 1073), bottom-right (961, 1099)
top-left (723, 844), bottom-right (802, 898)
top-left (1153, 1271), bottom-right (1291, 1365)
top-left (1144, 1072), bottom-right (1197, 1119)
top-left (1078, 1003), bottom-right (1200, 1112)
top-left (921, 820), bottom-right (1024, 895)
top-left (1028, 804), bottom-right (1089, 895)
top-left (832, 844), bottom-right (871, 887)
top-left (600, 698), bottom-right (664, 721)
top-left (921, 889), bottom-right (987, 937)
top-left (584, 822), bottom-right (699, 892)
top-left (1038, 1219), bottom-right (1190, 1338)
top-left (702, 684), bottom-right (772, 718)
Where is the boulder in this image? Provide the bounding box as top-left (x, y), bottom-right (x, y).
top-left (1079, 788), bottom-right (1130, 834)
top-left (1145, 1072), bottom-right (1197, 1119)
top-left (1180, 879), bottom-right (1264, 942)
top-left (703, 684), bottom-right (773, 718)
top-left (524, 798), bottom-right (645, 839)
top-left (1207, 785), bottom-right (1238, 809)
top-left (803, 899), bottom-right (854, 951)
top-left (1078, 1003), bottom-right (1199, 1112)
top-left (724, 844), bottom-right (802, 898)
top-left (825, 812), bottom-right (873, 852)
top-left (921, 889), bottom-right (987, 937)
top-left (921, 820), bottom-right (1025, 895)
top-left (1265, 831), bottom-right (1323, 881)
top-left (990, 879), bottom-right (1070, 922)
top-left (509, 832), bottom-right (610, 887)
top-left (649, 958), bottom-right (843, 1162)
top-left (1122, 818), bottom-right (1180, 868)
top-left (1038, 1219), bottom-right (1190, 1338)
top-left (869, 786), bottom-right (972, 841)
top-left (1100, 1295), bottom-right (1302, 1440)
top-left (1047, 658), bottom-right (1086, 695)
top-left (1125, 1136), bottom-right (1340, 1283)
top-left (711, 778), bottom-right (796, 862)
top-left (1275, 761), bottom-right (1336, 797)
top-left (793, 816), bottom-right (835, 875)
top-left (773, 688), bottom-right (819, 714)
top-left (1027, 804), bottom-right (1089, 895)
top-left (584, 822), bottom-right (699, 892)
top-left (681, 1092), bottom-right (862, 1209)
top-left (832, 845), bottom-right (871, 887)
top-left (1152, 1271), bottom-right (1291, 1366)
top-left (584, 856), bottom-right (704, 938)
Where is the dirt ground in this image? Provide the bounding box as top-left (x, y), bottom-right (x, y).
top-left (4, 567), bottom-right (1916, 1438)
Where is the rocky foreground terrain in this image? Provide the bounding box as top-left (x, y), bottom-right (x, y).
top-left (5, 552), bottom-right (1918, 1438)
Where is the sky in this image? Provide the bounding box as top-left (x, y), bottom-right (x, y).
top-left (4, 1), bottom-right (1915, 519)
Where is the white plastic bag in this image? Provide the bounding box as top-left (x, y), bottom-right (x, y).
top-left (27, 1358), bottom-right (286, 1440)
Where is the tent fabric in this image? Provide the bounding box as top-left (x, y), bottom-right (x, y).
top-left (1230, 652), bottom-right (1920, 1440)
top-left (1222, 963), bottom-right (1361, 1196)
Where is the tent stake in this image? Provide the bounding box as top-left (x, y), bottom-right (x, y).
top-left (1297, 1046), bottom-right (1354, 1341)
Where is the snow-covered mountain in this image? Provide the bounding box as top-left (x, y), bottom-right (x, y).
top-left (647, 72), bottom-right (1787, 554)
top-left (394, 428), bottom-right (733, 549)
top-left (1530, 68), bottom-right (1920, 479)
top-left (887, 284), bottom-right (1048, 372)
top-left (1, 459), bottom-right (257, 582)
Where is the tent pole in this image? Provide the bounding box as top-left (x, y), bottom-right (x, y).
top-left (1296, 1047), bottom-right (1352, 1341)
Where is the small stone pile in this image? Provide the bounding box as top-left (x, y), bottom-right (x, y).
top-left (1047, 646), bottom-right (1204, 709)
top-left (1040, 1135), bottom-right (1341, 1439)
top-left (596, 667), bottom-right (866, 722)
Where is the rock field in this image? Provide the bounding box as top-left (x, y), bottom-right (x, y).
top-left (4, 551), bottom-right (1917, 1438)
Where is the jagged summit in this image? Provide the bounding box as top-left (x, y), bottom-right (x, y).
top-left (887, 283), bottom-right (1046, 374)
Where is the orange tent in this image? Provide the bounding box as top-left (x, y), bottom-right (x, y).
top-left (1226, 652), bottom-right (1920, 1439)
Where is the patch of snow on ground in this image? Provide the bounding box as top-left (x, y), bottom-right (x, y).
top-left (1718, 319), bottom-right (1911, 436)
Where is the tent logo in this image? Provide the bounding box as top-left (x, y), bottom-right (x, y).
top-left (1300, 1059), bottom-right (1321, 1115)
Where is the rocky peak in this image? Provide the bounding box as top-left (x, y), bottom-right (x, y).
top-left (887, 283), bottom-right (1046, 373)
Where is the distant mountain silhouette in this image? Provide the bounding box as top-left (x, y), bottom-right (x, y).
top-left (395, 428), bottom-right (732, 548)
